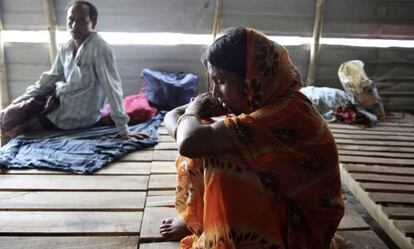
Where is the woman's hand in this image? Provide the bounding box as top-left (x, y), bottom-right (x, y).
top-left (185, 93), bottom-right (225, 118)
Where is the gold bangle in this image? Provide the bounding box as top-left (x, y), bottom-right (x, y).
top-left (176, 113), bottom-right (201, 128)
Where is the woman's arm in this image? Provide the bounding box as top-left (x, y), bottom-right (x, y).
top-left (164, 104), bottom-right (189, 139)
top-left (173, 93), bottom-right (237, 158)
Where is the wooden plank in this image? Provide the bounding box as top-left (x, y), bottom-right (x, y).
top-left (140, 207), bottom-right (178, 240)
top-left (377, 122), bottom-right (414, 128)
top-left (377, 120), bottom-right (414, 127)
top-left (383, 207), bottom-right (414, 220)
top-left (152, 150), bottom-right (178, 161)
top-left (331, 128), bottom-right (414, 138)
top-left (3, 162), bottom-right (152, 175)
top-left (386, 117), bottom-right (404, 121)
top-left (339, 155), bottom-right (414, 166)
top-left (140, 242), bottom-right (180, 249)
top-left (97, 162), bottom-right (151, 175)
top-left (157, 127), bottom-right (169, 135)
top-left (145, 195), bottom-right (175, 207)
top-left (148, 174), bottom-right (176, 190)
top-left (330, 121), bottom-right (411, 127)
top-left (360, 182), bottom-right (414, 194)
top-left (154, 142), bottom-right (178, 150)
top-left (0, 236), bottom-right (139, 249)
top-left (394, 220), bottom-right (414, 237)
top-left (147, 190), bottom-right (176, 196)
top-left (343, 164), bottom-right (414, 176)
top-left (0, 191), bottom-right (146, 211)
top-left (339, 149), bottom-right (414, 159)
top-left (341, 167), bottom-right (414, 249)
top-left (352, 173), bottom-right (414, 185)
top-left (381, 116), bottom-right (407, 122)
top-left (151, 161), bottom-right (176, 174)
top-left (0, 211), bottom-right (142, 234)
top-left (119, 149), bottom-right (153, 162)
top-left (369, 193), bottom-right (414, 205)
top-left (335, 138), bottom-right (414, 148)
top-left (388, 112), bottom-right (404, 119)
top-left (337, 231), bottom-right (388, 249)
top-left (143, 195), bottom-right (369, 231)
top-left (329, 124), bottom-right (414, 133)
top-left (337, 144), bottom-right (414, 153)
top-left (403, 113), bottom-right (414, 123)
top-left (139, 204), bottom-right (369, 237)
top-left (338, 204), bottom-right (370, 231)
top-left (158, 135), bottom-right (175, 142)
top-left (334, 133), bottom-right (414, 142)
top-left (0, 175), bottom-right (149, 191)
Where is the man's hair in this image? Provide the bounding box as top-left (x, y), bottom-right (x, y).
top-left (66, 1), bottom-right (98, 28)
top-left (201, 27), bottom-right (247, 80)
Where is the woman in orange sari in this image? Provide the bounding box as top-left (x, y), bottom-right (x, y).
top-left (161, 27), bottom-right (344, 249)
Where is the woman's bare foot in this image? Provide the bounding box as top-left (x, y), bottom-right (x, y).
top-left (159, 217), bottom-right (192, 241)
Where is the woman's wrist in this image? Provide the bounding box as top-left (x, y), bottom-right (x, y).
top-left (174, 113), bottom-right (201, 139)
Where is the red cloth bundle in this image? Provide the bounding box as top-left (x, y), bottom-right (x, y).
top-left (99, 94), bottom-right (157, 125)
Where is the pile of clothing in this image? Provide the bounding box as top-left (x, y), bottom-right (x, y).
top-left (0, 68), bottom-right (198, 174)
top-left (301, 60), bottom-right (385, 127)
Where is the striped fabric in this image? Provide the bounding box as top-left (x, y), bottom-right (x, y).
top-left (12, 32), bottom-right (129, 134)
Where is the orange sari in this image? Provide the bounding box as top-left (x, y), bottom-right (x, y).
top-left (175, 29), bottom-right (344, 249)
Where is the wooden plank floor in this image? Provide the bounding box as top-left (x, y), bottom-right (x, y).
top-left (0, 124), bottom-right (390, 248)
top-left (333, 112), bottom-right (414, 249)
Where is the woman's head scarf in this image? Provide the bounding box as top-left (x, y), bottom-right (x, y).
top-left (243, 28), bottom-right (302, 112)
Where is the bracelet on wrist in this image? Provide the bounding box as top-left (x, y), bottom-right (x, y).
top-left (176, 113), bottom-right (201, 127)
top-left (174, 113), bottom-right (201, 139)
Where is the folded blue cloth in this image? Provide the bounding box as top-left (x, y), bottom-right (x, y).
top-left (0, 113), bottom-right (164, 174)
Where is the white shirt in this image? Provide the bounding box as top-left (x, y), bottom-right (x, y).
top-left (12, 32), bottom-right (129, 134)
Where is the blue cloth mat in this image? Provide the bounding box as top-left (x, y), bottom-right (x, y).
top-left (0, 113), bottom-right (164, 174)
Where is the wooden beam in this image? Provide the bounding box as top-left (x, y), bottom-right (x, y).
top-left (0, 3), bottom-right (10, 147)
top-left (0, 5), bottom-right (9, 109)
top-left (379, 91), bottom-right (414, 97)
top-left (403, 112), bottom-right (414, 124)
top-left (305, 0), bottom-right (326, 86)
top-left (340, 167), bottom-right (414, 249)
top-left (43, 0), bottom-right (59, 66)
top-left (211, 0), bottom-right (223, 40)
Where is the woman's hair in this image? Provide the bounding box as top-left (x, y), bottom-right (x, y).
top-left (202, 27), bottom-right (247, 80)
top-left (66, 1), bottom-right (98, 28)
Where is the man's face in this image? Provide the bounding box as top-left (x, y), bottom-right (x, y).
top-left (66, 3), bottom-right (94, 41)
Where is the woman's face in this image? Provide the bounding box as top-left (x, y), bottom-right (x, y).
top-left (207, 63), bottom-right (248, 115)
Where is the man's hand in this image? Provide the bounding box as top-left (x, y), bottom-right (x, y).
top-left (119, 131), bottom-right (149, 140)
top-left (44, 93), bottom-right (60, 113)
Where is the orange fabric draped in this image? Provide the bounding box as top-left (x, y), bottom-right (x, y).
top-left (175, 29), bottom-right (344, 249)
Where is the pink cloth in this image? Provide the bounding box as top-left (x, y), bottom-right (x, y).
top-left (99, 94), bottom-right (157, 125)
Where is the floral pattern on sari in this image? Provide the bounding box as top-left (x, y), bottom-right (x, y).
top-left (174, 28), bottom-right (344, 249)
top-left (254, 35), bottom-right (280, 77)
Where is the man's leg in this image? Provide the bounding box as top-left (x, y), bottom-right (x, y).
top-left (1, 115), bottom-right (45, 146)
top-left (26, 115), bottom-right (46, 131)
top-left (0, 108), bottom-right (29, 145)
top-left (0, 95), bottom-right (56, 146)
